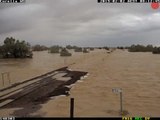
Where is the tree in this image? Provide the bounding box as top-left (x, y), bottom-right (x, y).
top-left (32, 44), bottom-right (48, 51)
top-left (146, 45), bottom-right (154, 52)
top-left (49, 45), bottom-right (61, 53)
top-left (66, 45), bottom-right (73, 49)
top-left (83, 48), bottom-right (89, 53)
top-left (0, 37), bottom-right (32, 58)
top-left (152, 47), bottom-right (160, 54)
top-left (128, 44), bottom-right (154, 52)
top-left (117, 46), bottom-right (124, 50)
top-left (60, 48), bottom-right (72, 56)
top-left (74, 47), bottom-right (83, 52)
top-left (89, 47), bottom-right (94, 51)
top-left (103, 46), bottom-right (109, 50)
top-left (127, 44), bottom-right (160, 54)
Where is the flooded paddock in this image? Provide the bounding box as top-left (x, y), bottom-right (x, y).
top-left (0, 49), bottom-right (160, 117)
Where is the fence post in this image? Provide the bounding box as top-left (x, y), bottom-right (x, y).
top-left (70, 98), bottom-right (74, 118)
top-left (120, 91), bottom-right (123, 115)
top-left (2, 73), bottom-right (4, 86)
top-left (1, 72), bottom-right (11, 87)
top-left (7, 72), bottom-right (11, 84)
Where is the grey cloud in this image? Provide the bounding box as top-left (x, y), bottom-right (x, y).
top-left (0, 0), bottom-right (160, 47)
top-left (0, 3), bottom-right (46, 35)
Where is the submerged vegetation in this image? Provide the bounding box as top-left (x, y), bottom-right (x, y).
top-left (32, 44), bottom-right (48, 51)
top-left (117, 46), bottom-right (124, 50)
top-left (66, 45), bottom-right (80, 50)
top-left (89, 47), bottom-right (94, 51)
top-left (152, 47), bottom-right (160, 54)
top-left (60, 48), bottom-right (72, 56)
top-left (83, 48), bottom-right (89, 53)
top-left (103, 46), bottom-right (110, 50)
top-left (128, 45), bottom-right (154, 52)
top-left (128, 44), bottom-right (160, 54)
top-left (0, 37), bottom-right (32, 58)
top-left (49, 45), bottom-right (72, 56)
top-left (74, 47), bottom-right (83, 52)
top-left (1, 37), bottom-right (160, 60)
top-left (49, 45), bottom-right (61, 53)
top-left (66, 45), bottom-right (75, 49)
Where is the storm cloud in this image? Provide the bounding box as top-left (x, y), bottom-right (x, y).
top-left (0, 0), bottom-right (160, 47)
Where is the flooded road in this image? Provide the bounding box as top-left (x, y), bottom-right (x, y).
top-left (0, 49), bottom-right (160, 117)
top-left (0, 51), bottom-right (78, 88)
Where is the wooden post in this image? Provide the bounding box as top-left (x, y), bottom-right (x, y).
top-left (70, 98), bottom-right (74, 118)
top-left (64, 58), bottom-right (66, 65)
top-left (120, 91), bottom-right (123, 115)
top-left (7, 72), bottom-right (11, 84)
top-left (2, 73), bottom-right (4, 86)
top-left (1, 72), bottom-right (10, 87)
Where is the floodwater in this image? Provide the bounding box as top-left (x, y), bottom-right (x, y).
top-left (0, 50), bottom-right (81, 88)
top-left (0, 49), bottom-right (160, 117)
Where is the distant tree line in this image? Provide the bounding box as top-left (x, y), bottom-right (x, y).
top-left (0, 37), bottom-right (32, 58)
top-left (74, 47), bottom-right (83, 52)
top-left (83, 48), bottom-right (89, 53)
top-left (66, 45), bottom-right (78, 50)
top-left (66, 45), bottom-right (93, 52)
top-left (32, 44), bottom-right (48, 51)
top-left (48, 45), bottom-right (72, 56)
top-left (117, 46), bottom-right (125, 50)
top-left (48, 45), bottom-right (98, 56)
top-left (128, 44), bottom-right (160, 54)
top-left (103, 46), bottom-right (110, 50)
top-left (0, 37), bottom-right (117, 59)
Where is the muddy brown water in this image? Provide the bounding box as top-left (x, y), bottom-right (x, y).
top-left (0, 49), bottom-right (160, 117)
top-left (0, 50), bottom-right (80, 88)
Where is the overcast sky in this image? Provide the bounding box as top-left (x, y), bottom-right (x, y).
top-left (0, 0), bottom-right (160, 47)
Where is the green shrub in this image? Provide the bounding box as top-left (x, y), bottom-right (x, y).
top-left (32, 45), bottom-right (48, 51)
top-left (128, 44), bottom-right (154, 52)
top-left (89, 47), bottom-right (94, 51)
top-left (0, 37), bottom-right (32, 58)
top-left (49, 45), bottom-right (61, 53)
top-left (74, 47), bottom-right (83, 52)
top-left (60, 48), bottom-right (72, 56)
top-left (103, 46), bottom-right (109, 50)
top-left (152, 47), bottom-right (160, 54)
top-left (83, 48), bottom-right (89, 53)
